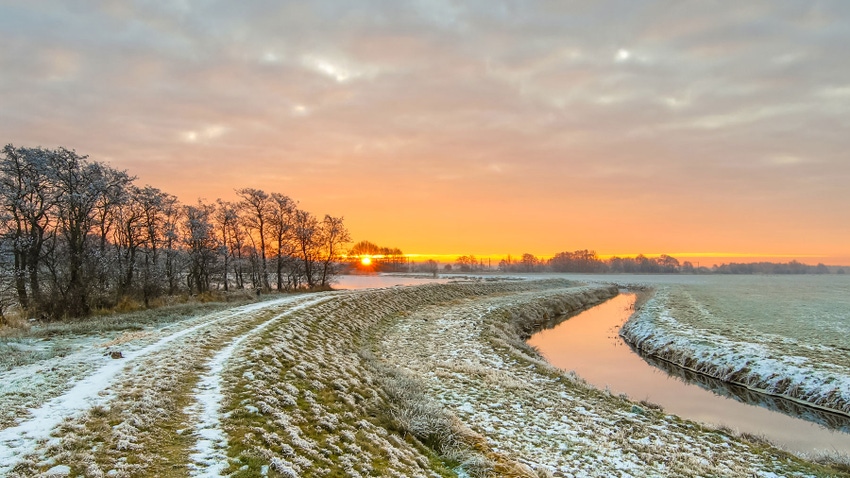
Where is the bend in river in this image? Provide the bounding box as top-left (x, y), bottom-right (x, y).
top-left (528, 292), bottom-right (850, 455)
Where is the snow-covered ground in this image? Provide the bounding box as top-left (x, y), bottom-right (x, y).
top-left (186, 294), bottom-right (335, 477)
top-left (0, 293), bottom-right (338, 476)
top-left (0, 279), bottom-right (841, 477)
top-left (377, 285), bottom-right (831, 477)
top-left (621, 285), bottom-right (850, 418)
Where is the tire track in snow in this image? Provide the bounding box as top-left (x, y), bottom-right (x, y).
top-left (187, 293), bottom-right (343, 477)
top-left (0, 294), bottom-right (322, 473)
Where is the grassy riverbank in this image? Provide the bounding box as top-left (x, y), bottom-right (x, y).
top-left (621, 281), bottom-right (850, 419)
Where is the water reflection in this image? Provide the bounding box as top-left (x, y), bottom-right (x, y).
top-left (528, 293), bottom-right (850, 454)
top-left (635, 348), bottom-right (850, 434)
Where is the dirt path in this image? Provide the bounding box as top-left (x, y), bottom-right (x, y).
top-left (1, 293), bottom-right (338, 476)
top-left (185, 294), bottom-right (337, 476)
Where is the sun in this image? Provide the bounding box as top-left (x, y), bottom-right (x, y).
top-left (360, 256), bottom-right (372, 266)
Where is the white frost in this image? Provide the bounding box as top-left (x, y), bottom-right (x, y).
top-left (0, 295), bottom-right (313, 474)
top-left (186, 295), bottom-right (336, 477)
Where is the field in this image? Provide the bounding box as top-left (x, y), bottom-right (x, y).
top-left (620, 275), bottom-right (850, 419)
top-left (0, 278), bottom-right (846, 477)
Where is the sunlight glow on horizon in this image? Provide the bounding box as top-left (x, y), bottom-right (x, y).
top-left (2, 2), bottom-right (849, 266)
top-left (347, 252), bottom-right (844, 267)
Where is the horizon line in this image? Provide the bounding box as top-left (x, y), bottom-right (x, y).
top-left (344, 251), bottom-right (841, 264)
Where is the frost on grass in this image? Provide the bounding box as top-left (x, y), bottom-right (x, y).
top-left (1, 294), bottom-right (326, 477)
top-left (218, 280), bottom-right (566, 477)
top-left (0, 296), bottom-right (302, 431)
top-left (1, 279), bottom-right (841, 477)
top-left (621, 286), bottom-right (850, 416)
top-left (186, 295), bottom-right (334, 477)
top-left (377, 284), bottom-right (831, 477)
top-left (219, 284), bottom-right (536, 477)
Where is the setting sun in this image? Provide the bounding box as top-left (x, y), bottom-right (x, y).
top-left (360, 256), bottom-right (372, 266)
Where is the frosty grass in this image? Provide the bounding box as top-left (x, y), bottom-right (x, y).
top-left (0, 278), bottom-right (844, 477)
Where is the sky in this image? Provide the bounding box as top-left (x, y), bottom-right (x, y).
top-left (2, 1), bottom-right (849, 265)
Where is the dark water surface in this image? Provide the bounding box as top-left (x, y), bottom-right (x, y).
top-left (528, 293), bottom-right (850, 455)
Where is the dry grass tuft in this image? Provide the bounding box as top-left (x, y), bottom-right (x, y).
top-left (0, 311), bottom-right (30, 335)
top-left (811, 450), bottom-right (850, 474)
top-left (375, 365), bottom-right (539, 478)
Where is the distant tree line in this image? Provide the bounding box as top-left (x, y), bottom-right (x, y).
top-left (486, 251), bottom-right (684, 273)
top-left (0, 145), bottom-right (350, 321)
top-left (709, 261), bottom-right (833, 274)
top-left (450, 250), bottom-right (840, 275)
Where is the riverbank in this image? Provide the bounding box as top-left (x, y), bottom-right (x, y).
top-left (620, 286), bottom-right (850, 419)
top-left (376, 281), bottom-right (843, 476)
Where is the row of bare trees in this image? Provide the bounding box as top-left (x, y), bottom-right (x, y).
top-left (498, 251), bottom-right (836, 274)
top-left (0, 145), bottom-right (350, 320)
top-left (497, 251), bottom-right (682, 273)
top-left (347, 240), bottom-right (407, 272)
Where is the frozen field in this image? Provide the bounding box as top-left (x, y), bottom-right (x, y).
top-left (659, 275), bottom-right (850, 348)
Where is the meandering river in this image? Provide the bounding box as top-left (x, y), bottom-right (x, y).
top-left (528, 293), bottom-right (850, 455)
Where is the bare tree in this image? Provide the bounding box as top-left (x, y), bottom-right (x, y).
top-left (267, 193), bottom-right (296, 291)
top-left (236, 188), bottom-right (272, 291)
top-left (229, 210), bottom-right (249, 289)
top-left (0, 145), bottom-right (55, 311)
top-left (49, 149), bottom-right (132, 316)
top-left (0, 145), bottom-right (353, 318)
top-left (349, 240), bottom-right (381, 257)
top-left (423, 259), bottom-right (439, 278)
top-left (135, 186), bottom-right (176, 304)
top-left (455, 255), bottom-right (478, 272)
top-left (293, 209), bottom-right (319, 288)
top-left (318, 215), bottom-right (350, 287)
top-left (93, 166), bottom-right (132, 297)
top-left (183, 201), bottom-right (218, 294)
top-left (214, 199), bottom-right (239, 292)
top-left (113, 187), bottom-right (146, 296)
top-left (520, 253), bottom-right (538, 272)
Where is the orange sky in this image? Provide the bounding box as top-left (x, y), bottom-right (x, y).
top-left (2, 2), bottom-right (849, 266)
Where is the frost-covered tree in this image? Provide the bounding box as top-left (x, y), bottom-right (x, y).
top-left (0, 145), bottom-right (55, 310)
top-left (133, 186), bottom-right (177, 305)
top-left (48, 148), bottom-right (132, 316)
top-left (113, 186), bottom-right (146, 295)
top-left (0, 144), bottom-right (350, 319)
top-left (267, 193), bottom-right (296, 291)
top-left (293, 209), bottom-right (319, 288)
top-left (183, 201), bottom-right (218, 294)
top-left (214, 199), bottom-right (239, 291)
top-left (318, 215), bottom-right (350, 287)
top-left (236, 188), bottom-right (272, 291)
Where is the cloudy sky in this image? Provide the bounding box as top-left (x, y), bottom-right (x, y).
top-left (2, 1), bottom-right (849, 263)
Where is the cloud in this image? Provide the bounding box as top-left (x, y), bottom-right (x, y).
top-left (180, 125), bottom-right (229, 144)
top-left (764, 155), bottom-right (812, 166)
top-left (1, 0), bottom-right (849, 255)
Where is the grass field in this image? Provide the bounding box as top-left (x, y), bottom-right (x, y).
top-left (621, 274), bottom-right (850, 420)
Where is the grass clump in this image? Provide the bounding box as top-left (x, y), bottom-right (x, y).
top-left (0, 341), bottom-right (72, 371)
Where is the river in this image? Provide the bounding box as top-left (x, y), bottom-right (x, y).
top-left (528, 293), bottom-right (850, 455)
